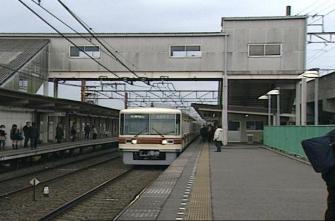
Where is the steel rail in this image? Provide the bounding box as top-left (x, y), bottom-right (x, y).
top-left (38, 168), bottom-right (133, 221)
top-left (0, 152), bottom-right (120, 198)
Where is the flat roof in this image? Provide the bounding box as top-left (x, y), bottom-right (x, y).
top-left (121, 107), bottom-right (181, 114)
top-left (0, 32), bottom-right (228, 38)
top-left (222, 15), bottom-right (307, 21)
top-left (0, 88), bottom-right (119, 118)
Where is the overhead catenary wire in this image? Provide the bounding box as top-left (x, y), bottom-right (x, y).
top-left (19, 0), bottom-right (153, 100)
top-left (29, 0), bottom-right (128, 67)
top-left (297, 0), bottom-right (333, 16)
top-left (57, 0), bottom-right (143, 80)
top-left (295, 0), bottom-right (321, 15)
top-left (17, 0), bottom-right (124, 78)
top-left (56, 0), bottom-right (184, 101)
top-left (19, 0), bottom-right (202, 109)
top-left (32, 0), bottom-right (178, 100)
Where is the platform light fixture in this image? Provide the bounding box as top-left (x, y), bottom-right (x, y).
top-left (259, 88), bottom-right (281, 126)
top-left (258, 94), bottom-right (271, 126)
top-left (299, 69), bottom-right (320, 125)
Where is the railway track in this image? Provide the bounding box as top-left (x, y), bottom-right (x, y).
top-left (0, 158), bottom-right (162, 220)
top-left (0, 149), bottom-right (120, 197)
top-left (52, 168), bottom-right (162, 221)
top-left (0, 157), bottom-right (133, 220)
top-left (39, 169), bottom-right (132, 221)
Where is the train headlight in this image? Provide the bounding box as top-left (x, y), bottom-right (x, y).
top-left (131, 139), bottom-right (137, 144)
top-left (162, 139), bottom-right (168, 145)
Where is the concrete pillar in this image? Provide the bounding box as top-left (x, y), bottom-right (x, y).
top-left (222, 35), bottom-right (229, 146)
top-left (314, 78), bottom-right (319, 125)
top-left (301, 78), bottom-right (307, 125)
top-left (268, 95), bottom-right (271, 126)
top-left (295, 82), bottom-right (301, 125)
top-left (276, 92), bottom-right (280, 125)
top-left (53, 79), bottom-right (58, 98)
top-left (43, 81), bottom-right (48, 96)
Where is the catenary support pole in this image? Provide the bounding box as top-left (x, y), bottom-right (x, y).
top-left (222, 35), bottom-right (228, 146)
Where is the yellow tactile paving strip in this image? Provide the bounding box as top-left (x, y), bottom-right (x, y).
top-left (183, 143), bottom-right (212, 220)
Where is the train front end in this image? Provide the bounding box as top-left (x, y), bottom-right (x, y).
top-left (118, 108), bottom-right (183, 165)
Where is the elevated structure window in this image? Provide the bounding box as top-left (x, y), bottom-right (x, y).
top-left (19, 78), bottom-right (28, 92)
top-left (170, 46), bottom-right (201, 58)
top-left (248, 44), bottom-right (281, 57)
top-left (69, 46), bottom-right (100, 58)
top-left (246, 121), bottom-right (264, 130)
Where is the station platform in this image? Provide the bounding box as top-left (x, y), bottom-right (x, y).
top-left (0, 137), bottom-right (117, 161)
top-left (117, 139), bottom-right (327, 220)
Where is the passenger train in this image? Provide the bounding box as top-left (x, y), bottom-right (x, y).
top-left (118, 107), bottom-right (200, 165)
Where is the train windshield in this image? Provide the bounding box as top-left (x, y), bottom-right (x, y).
top-left (121, 113), bottom-right (181, 136)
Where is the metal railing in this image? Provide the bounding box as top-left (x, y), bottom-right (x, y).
top-left (263, 125), bottom-right (335, 157)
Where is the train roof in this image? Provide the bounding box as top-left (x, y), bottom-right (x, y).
top-left (120, 107), bottom-right (181, 114)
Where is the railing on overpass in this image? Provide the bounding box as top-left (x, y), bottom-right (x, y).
top-left (263, 125), bottom-right (335, 158)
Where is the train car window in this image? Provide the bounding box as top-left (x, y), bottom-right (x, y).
top-left (124, 114), bottom-right (149, 135)
top-left (176, 114), bottom-right (181, 135)
top-left (120, 114), bottom-right (124, 135)
top-left (150, 114), bottom-right (177, 135)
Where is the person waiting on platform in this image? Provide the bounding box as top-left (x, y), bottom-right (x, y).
top-left (22, 121), bottom-right (31, 148)
top-left (200, 125), bottom-right (208, 142)
top-left (92, 126), bottom-right (98, 140)
top-left (0, 125), bottom-right (6, 151)
top-left (30, 122), bottom-right (39, 150)
top-left (10, 124), bottom-right (21, 149)
top-left (213, 126), bottom-right (223, 152)
top-left (208, 125), bottom-right (215, 143)
top-left (84, 123), bottom-right (91, 140)
top-left (71, 123), bottom-right (77, 142)
top-left (55, 123), bottom-right (64, 143)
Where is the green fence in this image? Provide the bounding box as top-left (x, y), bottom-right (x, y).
top-left (263, 126), bottom-right (335, 157)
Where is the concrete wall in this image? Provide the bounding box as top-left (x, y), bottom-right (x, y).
top-left (228, 113), bottom-right (267, 143)
top-left (2, 46), bottom-right (48, 93)
top-left (222, 17), bottom-right (306, 74)
top-left (48, 35), bottom-right (225, 72)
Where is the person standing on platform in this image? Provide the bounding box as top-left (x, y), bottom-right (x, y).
top-left (23, 121), bottom-right (31, 148)
top-left (55, 123), bottom-right (64, 143)
top-left (200, 125), bottom-right (208, 142)
top-left (71, 123), bottom-right (77, 142)
top-left (30, 122), bottom-right (39, 150)
top-left (10, 124), bottom-right (20, 149)
top-left (92, 126), bottom-right (98, 140)
top-left (213, 126), bottom-right (223, 152)
top-left (0, 125), bottom-right (6, 150)
top-left (322, 129), bottom-right (335, 220)
top-left (208, 125), bottom-right (215, 143)
top-left (84, 123), bottom-right (91, 140)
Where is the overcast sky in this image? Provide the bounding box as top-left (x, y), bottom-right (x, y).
top-left (2, 0), bottom-right (335, 110)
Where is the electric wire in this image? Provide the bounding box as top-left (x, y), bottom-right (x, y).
top-left (19, 0), bottom-right (208, 109)
top-left (29, 0), bottom-right (127, 67)
top-left (296, 0), bottom-right (321, 15)
top-left (56, 0), bottom-right (183, 104)
top-left (57, 0), bottom-right (142, 80)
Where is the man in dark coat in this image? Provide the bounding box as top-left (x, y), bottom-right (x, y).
top-left (22, 121), bottom-right (31, 148)
top-left (200, 125), bottom-right (208, 142)
top-left (30, 122), bottom-right (39, 150)
top-left (55, 123), bottom-right (64, 143)
top-left (71, 123), bottom-right (77, 142)
top-left (322, 129), bottom-right (335, 220)
top-left (84, 124), bottom-right (90, 140)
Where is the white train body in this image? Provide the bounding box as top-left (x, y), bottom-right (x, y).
top-left (118, 107), bottom-right (199, 165)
